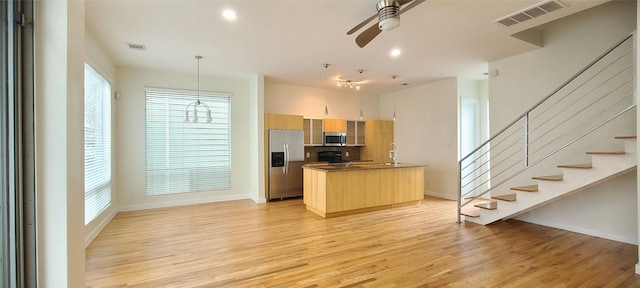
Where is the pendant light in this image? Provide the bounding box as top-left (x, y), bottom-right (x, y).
top-left (323, 64), bottom-right (329, 117)
top-left (392, 74), bottom-right (397, 121)
top-left (184, 55), bottom-right (212, 123)
top-left (358, 69), bottom-right (364, 120)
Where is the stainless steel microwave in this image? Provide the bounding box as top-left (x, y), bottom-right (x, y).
top-left (323, 132), bottom-right (347, 146)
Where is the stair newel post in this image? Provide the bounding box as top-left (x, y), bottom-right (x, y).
top-left (457, 160), bottom-right (462, 223)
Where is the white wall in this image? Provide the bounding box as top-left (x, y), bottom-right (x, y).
top-left (84, 32), bottom-right (119, 247)
top-left (381, 78), bottom-right (459, 200)
top-left (265, 80), bottom-right (380, 120)
top-left (115, 67), bottom-right (254, 210)
top-left (35, 0), bottom-right (85, 286)
top-left (489, 1), bottom-right (637, 243)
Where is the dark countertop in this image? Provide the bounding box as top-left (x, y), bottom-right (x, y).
top-left (302, 162), bottom-right (426, 172)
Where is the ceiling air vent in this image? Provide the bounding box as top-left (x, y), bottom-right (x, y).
top-left (127, 43), bottom-right (146, 51)
top-left (493, 0), bottom-right (567, 28)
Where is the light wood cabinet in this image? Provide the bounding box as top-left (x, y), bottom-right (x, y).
top-left (393, 168), bottom-right (425, 203)
top-left (365, 169), bottom-right (394, 207)
top-left (323, 118), bottom-right (347, 133)
top-left (303, 118), bottom-right (324, 146)
top-left (266, 114), bottom-right (303, 130)
top-left (361, 120), bottom-right (394, 162)
top-left (304, 166), bottom-right (424, 218)
top-left (346, 120), bottom-right (366, 146)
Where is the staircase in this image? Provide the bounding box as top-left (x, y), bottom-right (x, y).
top-left (462, 136), bottom-right (636, 224)
top-left (457, 33), bottom-right (637, 224)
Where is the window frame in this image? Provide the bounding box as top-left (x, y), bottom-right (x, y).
top-left (83, 62), bottom-right (112, 225)
top-left (144, 87), bottom-right (232, 196)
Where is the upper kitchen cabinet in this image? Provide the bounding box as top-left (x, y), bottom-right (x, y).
top-left (323, 118), bottom-right (347, 133)
top-left (266, 114), bottom-right (303, 130)
top-left (346, 120), bottom-right (366, 146)
top-left (303, 118), bottom-right (323, 146)
top-left (361, 120), bottom-right (394, 163)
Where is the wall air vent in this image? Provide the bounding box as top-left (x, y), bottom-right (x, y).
top-left (493, 0), bottom-right (567, 28)
top-left (127, 43), bottom-right (146, 51)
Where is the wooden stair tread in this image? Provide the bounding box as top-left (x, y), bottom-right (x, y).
top-left (558, 163), bottom-right (592, 169)
top-left (510, 185), bottom-right (538, 192)
top-left (461, 209), bottom-right (481, 218)
top-left (492, 194), bottom-right (517, 202)
top-left (615, 135), bottom-right (636, 139)
top-left (532, 174), bottom-right (563, 181)
top-left (586, 151), bottom-right (625, 155)
top-left (474, 201), bottom-right (497, 210)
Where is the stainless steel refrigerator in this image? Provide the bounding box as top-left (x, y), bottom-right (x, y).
top-left (269, 130), bottom-right (304, 200)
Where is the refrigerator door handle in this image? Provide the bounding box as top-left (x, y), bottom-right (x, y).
top-left (285, 144), bottom-right (289, 174)
top-left (283, 144), bottom-right (287, 173)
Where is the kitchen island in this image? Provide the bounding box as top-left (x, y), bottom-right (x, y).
top-left (303, 163), bottom-right (425, 218)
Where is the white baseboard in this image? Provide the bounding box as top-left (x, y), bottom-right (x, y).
top-left (251, 196), bottom-right (267, 204)
top-left (424, 190), bottom-right (457, 201)
top-left (85, 207), bottom-right (118, 248)
top-left (516, 214), bottom-right (638, 245)
top-left (118, 194), bottom-right (252, 212)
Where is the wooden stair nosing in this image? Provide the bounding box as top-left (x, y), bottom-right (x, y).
top-left (510, 185), bottom-right (538, 192)
top-left (586, 151), bottom-right (625, 155)
top-left (474, 201), bottom-right (497, 210)
top-left (557, 163), bottom-right (592, 169)
top-left (615, 135), bottom-right (637, 140)
top-left (461, 209), bottom-right (481, 218)
top-left (492, 194), bottom-right (517, 202)
top-left (532, 174), bottom-right (563, 181)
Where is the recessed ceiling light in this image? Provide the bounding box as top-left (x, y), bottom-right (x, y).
top-left (390, 49), bottom-right (401, 57)
top-left (223, 9), bottom-right (237, 20)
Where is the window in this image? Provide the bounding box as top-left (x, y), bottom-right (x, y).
top-left (145, 88), bottom-right (231, 195)
top-left (84, 63), bottom-right (112, 224)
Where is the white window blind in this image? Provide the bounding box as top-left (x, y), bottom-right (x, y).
top-left (145, 88), bottom-right (231, 196)
top-left (84, 63), bottom-right (112, 225)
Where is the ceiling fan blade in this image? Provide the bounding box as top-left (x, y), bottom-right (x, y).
top-left (398, 0), bottom-right (425, 15)
top-left (347, 13), bottom-right (378, 35)
top-left (398, 0), bottom-right (413, 5)
top-left (353, 0), bottom-right (425, 48)
top-left (355, 23), bottom-right (382, 48)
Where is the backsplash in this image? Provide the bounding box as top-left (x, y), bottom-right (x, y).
top-left (304, 146), bottom-right (362, 163)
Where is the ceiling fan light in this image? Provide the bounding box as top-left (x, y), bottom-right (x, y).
top-left (377, 0), bottom-right (400, 31)
top-left (379, 17), bottom-right (400, 31)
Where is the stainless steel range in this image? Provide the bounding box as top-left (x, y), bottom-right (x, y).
top-left (318, 151), bottom-right (343, 163)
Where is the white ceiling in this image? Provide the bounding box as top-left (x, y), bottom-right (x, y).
top-left (85, 0), bottom-right (609, 94)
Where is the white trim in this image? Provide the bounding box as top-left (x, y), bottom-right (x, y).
top-left (425, 190), bottom-right (457, 201)
top-left (516, 214), bottom-right (638, 245)
top-left (118, 194), bottom-right (251, 212)
top-left (84, 57), bottom-right (115, 85)
top-left (143, 86), bottom-right (232, 97)
top-left (84, 207), bottom-right (117, 248)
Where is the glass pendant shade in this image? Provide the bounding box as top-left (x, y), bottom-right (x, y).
top-left (184, 55), bottom-right (213, 123)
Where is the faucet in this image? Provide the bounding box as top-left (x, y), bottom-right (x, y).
top-left (389, 143), bottom-right (398, 166)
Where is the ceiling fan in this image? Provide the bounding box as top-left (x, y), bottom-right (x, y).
top-left (347, 0), bottom-right (426, 48)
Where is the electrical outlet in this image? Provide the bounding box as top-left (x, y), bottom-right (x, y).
top-left (306, 152), bottom-right (310, 158)
top-left (346, 151), bottom-right (350, 157)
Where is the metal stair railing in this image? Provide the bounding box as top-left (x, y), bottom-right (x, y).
top-left (457, 33), bottom-right (637, 223)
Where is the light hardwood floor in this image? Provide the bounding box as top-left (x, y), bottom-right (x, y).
top-left (86, 196), bottom-right (640, 287)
